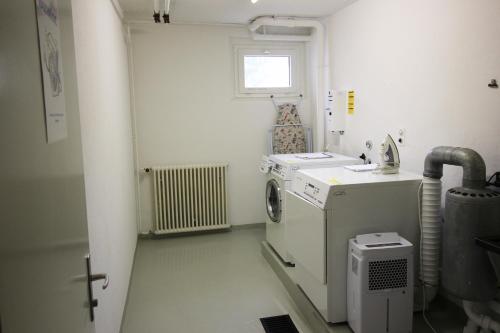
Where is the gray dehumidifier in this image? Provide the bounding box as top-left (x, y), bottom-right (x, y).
top-left (347, 233), bottom-right (414, 333)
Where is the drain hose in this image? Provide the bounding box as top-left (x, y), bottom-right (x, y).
top-left (463, 301), bottom-right (500, 333)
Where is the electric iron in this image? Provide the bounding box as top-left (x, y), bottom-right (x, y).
top-left (376, 134), bottom-right (400, 174)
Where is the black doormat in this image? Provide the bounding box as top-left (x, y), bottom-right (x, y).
top-left (260, 314), bottom-right (299, 333)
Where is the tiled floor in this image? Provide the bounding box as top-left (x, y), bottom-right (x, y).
top-left (121, 227), bottom-right (466, 333)
top-left (121, 227), bottom-right (312, 333)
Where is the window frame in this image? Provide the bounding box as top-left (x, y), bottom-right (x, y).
top-left (233, 43), bottom-right (304, 98)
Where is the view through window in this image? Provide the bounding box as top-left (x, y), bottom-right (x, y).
top-left (243, 55), bottom-right (291, 89)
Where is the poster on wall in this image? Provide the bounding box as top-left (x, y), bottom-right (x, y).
top-left (35, 0), bottom-right (67, 143)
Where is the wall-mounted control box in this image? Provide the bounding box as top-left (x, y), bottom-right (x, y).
top-left (326, 90), bottom-right (350, 133)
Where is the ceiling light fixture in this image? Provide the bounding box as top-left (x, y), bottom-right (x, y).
top-left (251, 0), bottom-right (259, 4)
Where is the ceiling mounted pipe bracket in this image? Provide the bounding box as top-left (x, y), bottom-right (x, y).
top-left (153, 11), bottom-right (161, 23)
top-left (153, 0), bottom-right (171, 24)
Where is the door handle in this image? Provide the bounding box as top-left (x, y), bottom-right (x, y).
top-left (85, 254), bottom-right (109, 322)
top-left (91, 273), bottom-right (109, 290)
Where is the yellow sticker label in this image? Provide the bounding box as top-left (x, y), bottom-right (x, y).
top-left (347, 90), bottom-right (355, 115)
top-left (329, 177), bottom-right (342, 185)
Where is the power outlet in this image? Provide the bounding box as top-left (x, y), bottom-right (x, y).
top-left (397, 129), bottom-right (406, 146)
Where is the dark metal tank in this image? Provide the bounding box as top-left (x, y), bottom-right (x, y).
top-left (442, 186), bottom-right (500, 301)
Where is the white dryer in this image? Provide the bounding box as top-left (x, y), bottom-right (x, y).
top-left (263, 153), bottom-right (362, 264)
top-left (286, 167), bottom-right (421, 323)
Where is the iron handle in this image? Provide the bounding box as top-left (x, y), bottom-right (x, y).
top-left (91, 273), bottom-right (109, 290)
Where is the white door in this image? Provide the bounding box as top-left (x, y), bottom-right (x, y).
top-left (0, 1), bottom-right (101, 332)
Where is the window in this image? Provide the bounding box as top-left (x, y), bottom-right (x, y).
top-left (243, 55), bottom-right (291, 89)
top-left (234, 44), bottom-right (303, 97)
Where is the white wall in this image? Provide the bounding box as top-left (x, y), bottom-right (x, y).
top-left (130, 24), bottom-right (312, 233)
top-left (72, 1), bottom-right (137, 332)
top-left (327, 0), bottom-right (500, 191)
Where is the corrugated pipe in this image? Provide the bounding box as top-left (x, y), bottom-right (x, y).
top-left (420, 176), bottom-right (442, 301)
top-left (421, 147), bottom-right (486, 303)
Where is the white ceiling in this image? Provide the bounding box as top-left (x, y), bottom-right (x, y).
top-left (118, 0), bottom-right (357, 24)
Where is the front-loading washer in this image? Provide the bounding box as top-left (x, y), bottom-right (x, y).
top-left (263, 152), bottom-right (362, 264)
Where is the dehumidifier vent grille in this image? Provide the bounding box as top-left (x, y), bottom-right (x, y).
top-left (368, 259), bottom-right (407, 291)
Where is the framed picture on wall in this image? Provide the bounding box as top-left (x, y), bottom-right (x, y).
top-left (35, 0), bottom-right (67, 143)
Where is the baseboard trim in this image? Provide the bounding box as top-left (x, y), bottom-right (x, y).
top-left (138, 223), bottom-right (265, 240)
top-left (232, 223), bottom-right (265, 230)
top-left (119, 238), bottom-right (140, 333)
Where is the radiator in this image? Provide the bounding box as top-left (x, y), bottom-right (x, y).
top-left (152, 164), bottom-right (229, 234)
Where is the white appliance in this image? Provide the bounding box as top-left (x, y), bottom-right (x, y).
top-left (286, 167), bottom-right (421, 323)
top-left (263, 153), bottom-right (362, 264)
top-left (347, 233), bottom-right (414, 333)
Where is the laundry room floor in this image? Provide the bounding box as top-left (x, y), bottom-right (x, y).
top-left (121, 226), bottom-right (312, 333)
top-left (121, 226), bottom-right (466, 333)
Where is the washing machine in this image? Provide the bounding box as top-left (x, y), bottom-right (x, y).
top-left (286, 167), bottom-right (421, 323)
top-left (263, 152), bottom-right (362, 264)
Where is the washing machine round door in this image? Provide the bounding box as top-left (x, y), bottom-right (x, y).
top-left (266, 179), bottom-right (281, 223)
